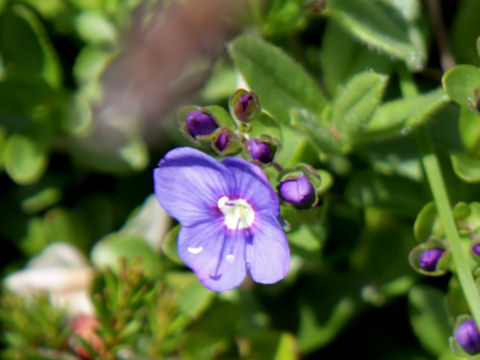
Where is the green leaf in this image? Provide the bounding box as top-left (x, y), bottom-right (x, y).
top-left (74, 46), bottom-right (115, 84)
top-left (362, 88), bottom-right (448, 140)
top-left (413, 202), bottom-right (443, 243)
top-left (286, 224), bottom-right (323, 262)
top-left (21, 187), bottom-right (61, 214)
top-left (458, 106), bottom-right (480, 157)
top-left (408, 285), bottom-right (451, 356)
top-left (165, 272), bottom-right (214, 318)
top-left (75, 11), bottom-right (117, 45)
top-left (290, 108), bottom-right (342, 155)
top-left (442, 65), bottom-right (480, 108)
top-left (320, 20), bottom-right (393, 96)
top-left (358, 135), bottom-right (423, 181)
top-left (351, 213), bottom-right (415, 283)
top-left (262, 0), bottom-right (309, 36)
top-left (246, 331), bottom-right (297, 360)
top-left (4, 134), bottom-right (48, 185)
top-left (346, 171), bottom-right (427, 216)
top-left (249, 111), bottom-right (282, 141)
top-left (0, 3), bottom-right (62, 87)
top-left (43, 207), bottom-right (89, 251)
top-left (331, 71), bottom-right (388, 145)
top-left (450, 0), bottom-right (480, 66)
top-left (229, 35), bottom-right (326, 125)
top-left (161, 224), bottom-right (182, 265)
top-left (328, 0), bottom-right (426, 70)
top-left (451, 153), bottom-right (480, 182)
top-left (297, 273), bottom-right (360, 353)
top-left (201, 60), bottom-right (237, 102)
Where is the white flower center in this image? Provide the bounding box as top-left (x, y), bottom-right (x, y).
top-left (217, 196), bottom-right (255, 230)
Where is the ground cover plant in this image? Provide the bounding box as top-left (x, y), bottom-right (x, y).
top-left (1, 0), bottom-right (480, 359)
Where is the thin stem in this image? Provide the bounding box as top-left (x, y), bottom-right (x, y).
top-left (416, 127), bottom-right (480, 327)
top-left (396, 62), bottom-right (480, 327)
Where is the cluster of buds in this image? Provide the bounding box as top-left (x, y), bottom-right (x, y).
top-left (178, 89), bottom-right (327, 210)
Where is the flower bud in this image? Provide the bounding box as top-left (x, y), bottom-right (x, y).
top-left (185, 110), bottom-right (218, 137)
top-left (277, 164), bottom-right (324, 209)
top-left (279, 174), bottom-right (315, 206)
top-left (455, 318), bottom-right (480, 354)
top-left (229, 89), bottom-right (260, 123)
top-left (248, 139), bottom-right (272, 163)
top-left (211, 128), bottom-right (242, 156)
top-left (472, 242), bottom-right (480, 257)
top-left (408, 238), bottom-right (449, 276)
top-left (216, 131), bottom-right (229, 151)
top-left (246, 138), bottom-right (279, 165)
top-left (418, 248), bottom-right (445, 271)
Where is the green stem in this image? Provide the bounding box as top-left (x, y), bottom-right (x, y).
top-left (416, 126), bottom-right (480, 327)
top-left (396, 62), bottom-right (480, 326)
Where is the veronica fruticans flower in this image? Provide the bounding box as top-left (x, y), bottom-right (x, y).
top-left (153, 147), bottom-right (289, 291)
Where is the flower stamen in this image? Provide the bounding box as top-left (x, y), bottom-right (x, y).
top-left (217, 196), bottom-right (255, 230)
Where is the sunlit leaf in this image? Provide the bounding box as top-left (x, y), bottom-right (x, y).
top-left (458, 106), bottom-right (480, 157)
top-left (320, 20), bottom-right (393, 96)
top-left (4, 134), bottom-right (47, 185)
top-left (230, 35), bottom-right (326, 125)
top-left (362, 88), bottom-right (448, 140)
top-left (328, 0), bottom-right (426, 70)
top-left (451, 153), bottom-right (480, 182)
top-left (330, 71), bottom-right (388, 145)
top-left (442, 65), bottom-right (480, 109)
top-left (290, 108), bottom-right (343, 155)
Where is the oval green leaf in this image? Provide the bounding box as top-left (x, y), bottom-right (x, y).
top-left (451, 153), bottom-right (480, 182)
top-left (229, 35), bottom-right (326, 125)
top-left (0, 3), bottom-right (62, 87)
top-left (328, 0), bottom-right (426, 70)
top-left (442, 65), bottom-right (480, 108)
top-left (4, 134), bottom-right (48, 185)
top-left (331, 71), bottom-right (388, 144)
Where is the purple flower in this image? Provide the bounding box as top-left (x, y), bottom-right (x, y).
top-left (153, 147), bottom-right (290, 291)
top-left (455, 318), bottom-right (480, 354)
top-left (185, 110), bottom-right (218, 137)
top-left (418, 248), bottom-right (444, 271)
top-left (279, 175), bottom-right (314, 206)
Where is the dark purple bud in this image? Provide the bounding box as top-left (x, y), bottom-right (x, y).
top-left (477, 96), bottom-right (480, 113)
top-left (418, 248), bottom-right (444, 271)
top-left (455, 318), bottom-right (480, 354)
top-left (230, 89), bottom-right (260, 122)
top-left (279, 175), bottom-right (314, 206)
top-left (185, 110), bottom-right (218, 137)
top-left (473, 243), bottom-right (480, 256)
top-left (234, 94), bottom-right (253, 120)
top-left (215, 131), bottom-right (230, 151)
top-left (248, 139), bottom-right (273, 164)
